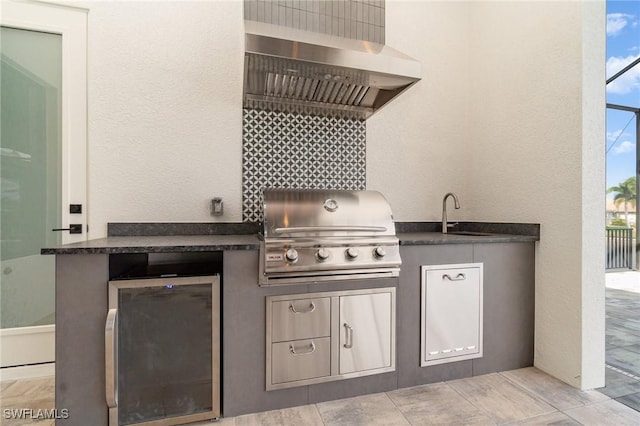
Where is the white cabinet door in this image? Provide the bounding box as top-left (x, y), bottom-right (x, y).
top-left (421, 263), bottom-right (483, 367)
top-left (339, 292), bottom-right (393, 375)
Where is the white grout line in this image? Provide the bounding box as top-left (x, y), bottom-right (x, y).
top-left (383, 388), bottom-right (413, 425)
top-left (605, 363), bottom-right (640, 381)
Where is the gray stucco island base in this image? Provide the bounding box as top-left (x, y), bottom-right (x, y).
top-left (46, 231), bottom-right (536, 424)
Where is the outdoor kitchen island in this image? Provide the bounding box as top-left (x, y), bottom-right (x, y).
top-left (42, 222), bottom-right (538, 425)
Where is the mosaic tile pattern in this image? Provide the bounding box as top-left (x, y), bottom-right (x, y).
top-left (244, 0), bottom-right (385, 44)
top-left (242, 108), bottom-right (366, 222)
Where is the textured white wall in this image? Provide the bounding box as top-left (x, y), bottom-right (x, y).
top-left (465, 1), bottom-right (605, 389)
top-left (367, 0), bottom-right (471, 221)
top-left (83, 0), bottom-right (244, 238)
top-left (579, 0), bottom-right (606, 390)
top-left (374, 0), bottom-right (604, 390)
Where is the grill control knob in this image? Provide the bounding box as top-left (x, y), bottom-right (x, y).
top-left (316, 248), bottom-right (330, 261)
top-left (285, 248), bottom-right (299, 263)
top-left (346, 247), bottom-right (359, 259)
top-left (374, 246), bottom-right (387, 258)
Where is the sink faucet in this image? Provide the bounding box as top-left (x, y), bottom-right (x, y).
top-left (442, 192), bottom-right (460, 234)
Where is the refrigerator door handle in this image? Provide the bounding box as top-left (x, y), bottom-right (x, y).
top-left (105, 308), bottom-right (118, 408)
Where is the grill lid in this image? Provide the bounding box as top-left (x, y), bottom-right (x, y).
top-left (259, 189), bottom-right (401, 286)
top-left (262, 189), bottom-right (397, 239)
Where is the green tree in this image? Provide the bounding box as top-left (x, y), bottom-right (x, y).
top-left (607, 177), bottom-right (637, 226)
top-left (609, 218), bottom-right (629, 228)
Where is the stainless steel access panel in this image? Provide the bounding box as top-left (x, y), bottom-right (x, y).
top-left (421, 264), bottom-right (483, 367)
top-left (106, 275), bottom-right (220, 426)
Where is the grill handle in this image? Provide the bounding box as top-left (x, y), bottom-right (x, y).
top-left (274, 226), bottom-right (387, 234)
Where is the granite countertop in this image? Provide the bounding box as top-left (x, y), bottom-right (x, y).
top-left (398, 231), bottom-right (538, 245)
top-left (41, 234), bottom-right (261, 255)
top-left (397, 221), bottom-right (539, 244)
top-left (41, 222), bottom-right (539, 254)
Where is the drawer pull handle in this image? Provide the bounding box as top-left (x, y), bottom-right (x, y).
top-left (289, 302), bottom-right (316, 314)
top-left (289, 341), bottom-right (316, 356)
top-left (443, 273), bottom-right (466, 281)
top-left (343, 323), bottom-right (354, 349)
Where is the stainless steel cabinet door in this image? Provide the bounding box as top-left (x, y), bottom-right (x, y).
top-left (339, 292), bottom-right (393, 375)
top-left (421, 263), bottom-right (483, 366)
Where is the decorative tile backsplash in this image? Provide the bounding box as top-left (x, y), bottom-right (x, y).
top-left (244, 0), bottom-right (385, 44)
top-left (242, 1), bottom-right (374, 221)
top-left (242, 108), bottom-right (366, 222)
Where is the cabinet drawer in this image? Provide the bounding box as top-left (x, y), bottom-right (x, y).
top-left (271, 337), bottom-right (331, 384)
top-left (271, 297), bottom-right (330, 342)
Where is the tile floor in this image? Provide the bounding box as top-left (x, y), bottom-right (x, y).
top-left (1, 272), bottom-right (639, 425)
top-left (0, 376), bottom-right (55, 426)
top-left (212, 368), bottom-right (639, 425)
top-left (601, 272), bottom-right (640, 412)
top-left (1, 367), bottom-right (639, 425)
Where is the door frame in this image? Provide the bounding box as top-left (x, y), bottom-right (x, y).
top-left (1, 0), bottom-right (88, 368)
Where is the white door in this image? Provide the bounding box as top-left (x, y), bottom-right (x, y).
top-left (0, 0), bottom-right (87, 367)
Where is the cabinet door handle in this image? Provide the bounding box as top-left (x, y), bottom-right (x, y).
top-left (289, 302), bottom-right (315, 314)
top-left (443, 273), bottom-right (466, 281)
top-left (289, 341), bottom-right (316, 356)
top-left (105, 308), bottom-right (118, 408)
top-left (343, 322), bottom-right (354, 349)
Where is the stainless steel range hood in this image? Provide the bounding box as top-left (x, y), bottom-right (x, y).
top-left (243, 20), bottom-right (421, 119)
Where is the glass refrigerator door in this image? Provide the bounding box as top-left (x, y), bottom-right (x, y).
top-left (107, 275), bottom-right (220, 426)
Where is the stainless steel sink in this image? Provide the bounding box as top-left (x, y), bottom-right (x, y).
top-left (448, 231), bottom-right (496, 237)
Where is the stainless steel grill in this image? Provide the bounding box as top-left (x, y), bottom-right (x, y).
top-left (259, 189), bottom-right (401, 286)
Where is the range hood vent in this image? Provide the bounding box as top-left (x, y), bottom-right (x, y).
top-left (243, 21), bottom-right (421, 119)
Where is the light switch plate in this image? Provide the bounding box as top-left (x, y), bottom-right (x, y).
top-left (211, 198), bottom-right (223, 216)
